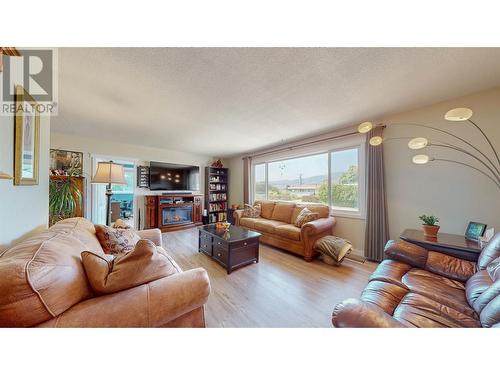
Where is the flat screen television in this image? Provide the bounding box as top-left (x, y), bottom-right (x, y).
top-left (149, 162), bottom-right (200, 191)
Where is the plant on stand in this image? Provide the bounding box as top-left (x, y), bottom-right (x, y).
top-left (419, 214), bottom-right (440, 238)
top-left (49, 176), bottom-right (82, 226)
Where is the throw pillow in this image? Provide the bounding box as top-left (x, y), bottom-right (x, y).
top-left (95, 224), bottom-right (141, 255)
top-left (242, 203), bottom-right (261, 218)
top-left (294, 207), bottom-right (319, 227)
top-left (112, 218), bottom-right (132, 229)
top-left (81, 239), bottom-right (178, 294)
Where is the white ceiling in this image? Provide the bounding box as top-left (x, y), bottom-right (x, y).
top-left (53, 48), bottom-right (500, 157)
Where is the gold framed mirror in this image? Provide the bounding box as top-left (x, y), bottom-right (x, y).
top-left (14, 85), bottom-right (40, 185)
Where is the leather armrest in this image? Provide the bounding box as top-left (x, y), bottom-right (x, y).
top-left (234, 209), bottom-right (244, 225)
top-left (137, 228), bottom-right (162, 247)
top-left (38, 268), bottom-right (210, 327)
top-left (301, 217), bottom-right (336, 235)
top-left (384, 240), bottom-right (428, 268)
top-left (332, 298), bottom-right (406, 328)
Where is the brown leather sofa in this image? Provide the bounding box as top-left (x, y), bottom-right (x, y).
top-left (332, 233), bottom-right (500, 328)
top-left (234, 200), bottom-right (335, 261)
top-left (0, 218), bottom-right (211, 328)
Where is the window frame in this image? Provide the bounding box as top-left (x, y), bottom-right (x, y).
top-left (250, 136), bottom-right (366, 219)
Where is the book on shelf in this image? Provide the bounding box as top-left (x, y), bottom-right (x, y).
top-left (209, 211), bottom-right (227, 224)
top-left (209, 192), bottom-right (227, 201)
top-left (209, 183), bottom-right (226, 191)
top-left (209, 202), bottom-right (227, 212)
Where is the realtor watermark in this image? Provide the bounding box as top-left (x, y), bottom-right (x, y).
top-left (1, 48), bottom-right (58, 116)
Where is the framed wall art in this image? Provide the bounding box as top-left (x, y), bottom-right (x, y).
top-left (50, 149), bottom-right (84, 176)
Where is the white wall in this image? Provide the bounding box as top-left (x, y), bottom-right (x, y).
top-left (227, 86), bottom-right (500, 255)
top-left (0, 95), bottom-right (51, 251)
top-left (50, 132), bottom-right (215, 228)
top-left (382, 86), bottom-right (500, 239)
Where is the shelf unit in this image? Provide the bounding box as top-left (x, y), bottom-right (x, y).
top-left (205, 167), bottom-right (228, 224)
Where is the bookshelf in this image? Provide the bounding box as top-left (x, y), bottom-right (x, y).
top-left (205, 166), bottom-right (228, 224)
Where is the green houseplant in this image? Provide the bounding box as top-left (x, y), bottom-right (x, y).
top-left (49, 177), bottom-right (82, 226)
top-left (419, 214), bottom-right (440, 238)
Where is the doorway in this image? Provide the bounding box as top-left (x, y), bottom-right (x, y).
top-left (91, 156), bottom-right (136, 228)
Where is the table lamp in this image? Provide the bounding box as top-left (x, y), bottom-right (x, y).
top-left (91, 161), bottom-right (127, 225)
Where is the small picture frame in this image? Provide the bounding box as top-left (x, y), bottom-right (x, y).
top-left (465, 221), bottom-right (487, 241)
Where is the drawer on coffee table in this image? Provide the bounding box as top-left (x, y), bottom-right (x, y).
top-left (213, 238), bottom-right (229, 250)
top-left (231, 237), bottom-right (258, 249)
top-left (213, 244), bottom-right (228, 265)
top-left (199, 233), bottom-right (213, 255)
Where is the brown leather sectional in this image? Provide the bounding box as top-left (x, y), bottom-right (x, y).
top-left (0, 217), bottom-right (211, 328)
top-left (234, 200), bottom-right (336, 261)
top-left (332, 233), bottom-right (500, 328)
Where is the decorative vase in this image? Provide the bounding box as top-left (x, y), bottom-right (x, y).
top-left (422, 224), bottom-right (440, 238)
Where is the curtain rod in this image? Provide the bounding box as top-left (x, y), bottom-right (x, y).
top-left (242, 130), bottom-right (360, 159)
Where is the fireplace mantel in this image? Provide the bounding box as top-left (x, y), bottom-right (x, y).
top-left (144, 194), bottom-right (203, 232)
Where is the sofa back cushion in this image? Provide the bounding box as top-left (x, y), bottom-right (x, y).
top-left (477, 232), bottom-right (500, 270)
top-left (0, 218), bottom-right (99, 327)
top-left (271, 202), bottom-right (296, 223)
top-left (257, 201), bottom-right (276, 219)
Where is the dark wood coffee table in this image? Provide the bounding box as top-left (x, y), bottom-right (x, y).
top-left (198, 224), bottom-right (261, 274)
top-left (400, 229), bottom-right (482, 262)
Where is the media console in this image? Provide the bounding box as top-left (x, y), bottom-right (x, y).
top-left (144, 194), bottom-right (203, 232)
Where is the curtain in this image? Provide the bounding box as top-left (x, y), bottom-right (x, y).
top-left (364, 126), bottom-right (389, 262)
top-left (243, 156), bottom-right (252, 204)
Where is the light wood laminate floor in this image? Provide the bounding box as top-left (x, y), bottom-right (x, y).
top-left (162, 228), bottom-right (377, 327)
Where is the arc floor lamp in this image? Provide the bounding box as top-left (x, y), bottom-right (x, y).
top-left (358, 108), bottom-right (500, 190)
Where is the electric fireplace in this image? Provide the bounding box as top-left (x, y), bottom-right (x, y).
top-left (162, 206), bottom-right (192, 226)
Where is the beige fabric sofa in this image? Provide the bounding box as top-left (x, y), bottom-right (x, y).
top-left (234, 200), bottom-right (336, 261)
top-left (0, 217), bottom-right (211, 328)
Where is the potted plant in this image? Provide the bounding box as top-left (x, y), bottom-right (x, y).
top-left (419, 214), bottom-right (440, 238)
top-left (49, 176), bottom-right (82, 226)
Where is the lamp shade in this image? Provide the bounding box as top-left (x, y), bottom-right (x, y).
top-left (91, 162), bottom-right (127, 185)
top-left (444, 107), bottom-right (473, 121)
top-left (412, 154), bottom-right (431, 165)
top-left (408, 137), bottom-right (428, 150)
top-left (369, 136), bottom-right (383, 146)
top-left (0, 171), bottom-right (13, 180)
top-left (358, 122), bottom-right (373, 134)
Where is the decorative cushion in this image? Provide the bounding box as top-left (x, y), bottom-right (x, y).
top-left (295, 203), bottom-right (330, 219)
top-left (81, 239), bottom-right (178, 294)
top-left (112, 218), bottom-right (132, 229)
top-left (271, 202), bottom-right (296, 223)
top-left (294, 208), bottom-right (319, 227)
top-left (94, 225), bottom-right (141, 255)
top-left (259, 201), bottom-right (276, 219)
top-left (242, 203), bottom-right (261, 218)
